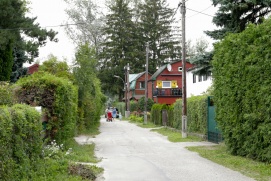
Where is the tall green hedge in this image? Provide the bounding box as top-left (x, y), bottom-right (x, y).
top-left (212, 18), bottom-right (271, 162)
top-left (173, 99), bottom-right (182, 129)
top-left (0, 104), bottom-right (42, 180)
top-left (0, 82), bottom-right (13, 106)
top-left (151, 96), bottom-right (208, 135)
top-left (187, 95), bottom-right (207, 134)
top-left (150, 104), bottom-right (162, 125)
top-left (15, 72), bottom-right (78, 144)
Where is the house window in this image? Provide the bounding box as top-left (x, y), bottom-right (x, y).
top-left (193, 74), bottom-right (196, 83)
top-left (203, 73), bottom-right (208, 81)
top-left (139, 81), bottom-right (145, 89)
top-left (178, 67), bottom-right (182, 72)
top-left (198, 75), bottom-right (202, 82)
top-left (162, 81), bottom-right (171, 88)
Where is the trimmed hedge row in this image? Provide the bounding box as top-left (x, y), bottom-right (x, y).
top-left (212, 18), bottom-right (271, 163)
top-left (0, 82), bottom-right (13, 106)
top-left (15, 72), bottom-right (78, 144)
top-left (0, 104), bottom-right (43, 181)
top-left (150, 96), bottom-right (208, 135)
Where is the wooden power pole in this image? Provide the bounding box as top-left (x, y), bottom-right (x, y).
top-left (181, 0), bottom-right (187, 138)
top-left (144, 42), bottom-right (149, 124)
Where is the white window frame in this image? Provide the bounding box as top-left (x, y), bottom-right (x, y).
top-left (178, 67), bottom-right (182, 72)
top-left (139, 81), bottom-right (145, 89)
top-left (162, 81), bottom-right (171, 88)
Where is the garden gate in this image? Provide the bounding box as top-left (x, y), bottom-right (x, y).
top-left (207, 96), bottom-right (223, 143)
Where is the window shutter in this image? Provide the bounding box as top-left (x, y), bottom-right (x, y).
top-left (171, 80), bottom-right (177, 88)
top-left (157, 80), bottom-right (162, 88)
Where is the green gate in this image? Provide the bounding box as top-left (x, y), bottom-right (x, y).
top-left (207, 96), bottom-right (222, 143)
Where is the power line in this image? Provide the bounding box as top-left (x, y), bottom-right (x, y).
top-left (0, 22), bottom-right (85, 31)
top-left (187, 5), bottom-right (213, 18)
top-left (186, 7), bottom-right (214, 18)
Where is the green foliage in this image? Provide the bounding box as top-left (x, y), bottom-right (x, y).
top-left (130, 100), bottom-right (138, 112)
top-left (150, 103), bottom-right (164, 125)
top-left (151, 96), bottom-right (207, 135)
top-left (39, 55), bottom-right (74, 81)
top-left (0, 0), bottom-right (58, 82)
top-left (167, 104), bottom-right (174, 127)
top-left (173, 99), bottom-right (182, 129)
top-left (212, 18), bottom-right (271, 162)
top-left (115, 102), bottom-right (125, 116)
top-left (152, 128), bottom-right (203, 142)
top-left (15, 72), bottom-right (78, 144)
top-left (129, 114), bottom-right (144, 123)
top-left (187, 95), bottom-right (208, 134)
top-left (206, 0), bottom-right (271, 40)
top-left (0, 104), bottom-right (43, 181)
top-left (0, 42), bottom-right (13, 81)
top-left (0, 82), bottom-right (13, 106)
top-left (99, 0), bottom-right (141, 94)
top-left (139, 0), bottom-right (180, 73)
top-left (73, 44), bottom-right (105, 132)
top-left (188, 144), bottom-right (271, 181)
top-left (137, 97), bottom-right (154, 112)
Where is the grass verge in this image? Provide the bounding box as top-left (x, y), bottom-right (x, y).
top-left (187, 144), bottom-right (271, 181)
top-left (151, 127), bottom-right (203, 142)
top-left (39, 122), bottom-right (103, 180)
top-left (129, 120), bottom-right (162, 128)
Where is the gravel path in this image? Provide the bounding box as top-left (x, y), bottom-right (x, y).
top-left (75, 117), bottom-right (254, 181)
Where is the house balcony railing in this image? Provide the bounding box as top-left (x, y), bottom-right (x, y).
top-left (153, 88), bottom-right (182, 97)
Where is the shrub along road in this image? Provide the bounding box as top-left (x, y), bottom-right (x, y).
top-left (76, 117), bottom-right (254, 181)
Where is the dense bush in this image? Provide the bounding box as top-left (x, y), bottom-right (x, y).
top-left (173, 99), bottom-right (182, 129)
top-left (130, 100), bottom-right (138, 112)
top-left (212, 18), bottom-right (271, 162)
top-left (187, 95), bottom-right (208, 134)
top-left (150, 104), bottom-right (164, 125)
top-left (0, 82), bottom-right (13, 106)
top-left (14, 72), bottom-right (78, 144)
top-left (73, 44), bottom-right (105, 131)
top-left (115, 102), bottom-right (125, 116)
top-left (0, 104), bottom-right (42, 180)
top-left (137, 97), bottom-right (154, 112)
top-left (151, 96), bottom-right (208, 135)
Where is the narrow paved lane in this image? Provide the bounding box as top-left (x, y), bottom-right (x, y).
top-left (77, 117), bottom-right (254, 181)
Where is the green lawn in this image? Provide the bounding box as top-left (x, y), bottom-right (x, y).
top-left (187, 144), bottom-right (271, 181)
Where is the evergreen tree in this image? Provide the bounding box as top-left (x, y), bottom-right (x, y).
top-left (206, 0), bottom-right (271, 40)
top-left (99, 0), bottom-right (141, 93)
top-left (0, 0), bottom-right (57, 82)
top-left (139, 0), bottom-right (180, 73)
top-left (73, 44), bottom-right (105, 130)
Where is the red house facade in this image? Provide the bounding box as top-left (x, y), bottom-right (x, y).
top-left (27, 63), bottom-right (39, 74)
top-left (128, 72), bottom-right (152, 101)
top-left (147, 61), bottom-right (194, 105)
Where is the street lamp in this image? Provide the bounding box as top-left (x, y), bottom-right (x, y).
top-left (114, 75), bottom-right (127, 112)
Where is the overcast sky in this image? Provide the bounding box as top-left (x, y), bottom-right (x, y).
top-left (27, 0), bottom-right (217, 65)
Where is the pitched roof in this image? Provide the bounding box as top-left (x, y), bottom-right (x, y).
top-left (129, 72), bottom-right (145, 90)
top-left (150, 64), bottom-right (168, 81)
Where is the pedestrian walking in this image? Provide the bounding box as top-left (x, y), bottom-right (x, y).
top-left (112, 107), bottom-right (117, 120)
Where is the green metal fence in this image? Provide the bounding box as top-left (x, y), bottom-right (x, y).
top-left (207, 96), bottom-right (223, 143)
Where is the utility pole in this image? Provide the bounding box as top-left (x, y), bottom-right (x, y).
top-left (144, 42), bottom-right (149, 124)
top-left (181, 0), bottom-right (187, 138)
top-left (124, 68), bottom-right (128, 112)
top-left (126, 63), bottom-right (130, 117)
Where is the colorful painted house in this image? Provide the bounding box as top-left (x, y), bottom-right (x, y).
top-left (27, 63), bottom-right (39, 74)
top-left (148, 61), bottom-right (194, 105)
top-left (187, 67), bottom-right (213, 97)
top-left (128, 72), bottom-right (152, 101)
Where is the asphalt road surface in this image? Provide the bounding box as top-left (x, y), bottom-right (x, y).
top-left (75, 117), bottom-right (254, 181)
